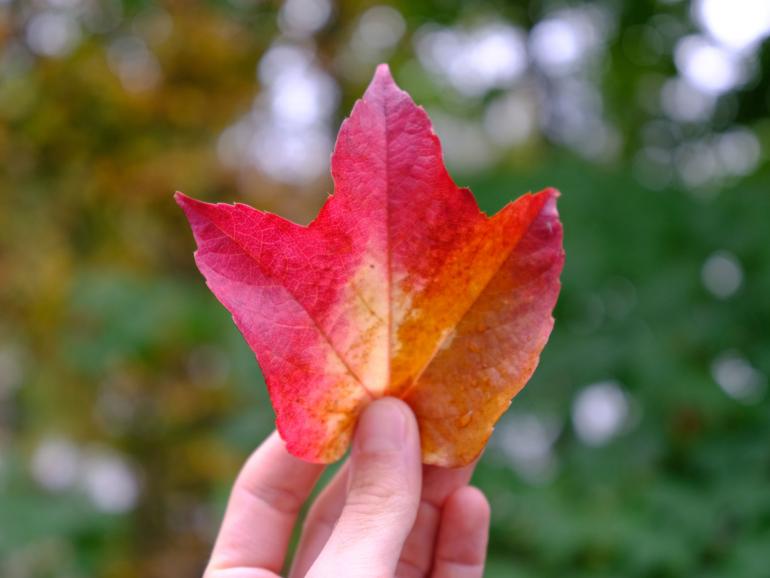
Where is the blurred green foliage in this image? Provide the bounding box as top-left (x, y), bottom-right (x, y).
top-left (1, 0), bottom-right (769, 577)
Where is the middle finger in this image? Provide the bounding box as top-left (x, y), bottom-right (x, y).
top-left (395, 462), bottom-right (478, 578)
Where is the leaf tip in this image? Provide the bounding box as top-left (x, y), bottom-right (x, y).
top-left (174, 190), bottom-right (191, 208)
top-left (174, 191), bottom-right (211, 220)
top-left (528, 187), bottom-right (561, 219)
top-left (374, 62), bottom-right (393, 82)
top-left (541, 187), bottom-right (561, 216)
top-left (365, 63), bottom-right (400, 100)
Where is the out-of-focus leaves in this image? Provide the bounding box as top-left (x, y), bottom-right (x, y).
top-left (1, 0), bottom-right (768, 576)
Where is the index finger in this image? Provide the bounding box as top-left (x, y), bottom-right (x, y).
top-left (206, 431), bottom-right (325, 575)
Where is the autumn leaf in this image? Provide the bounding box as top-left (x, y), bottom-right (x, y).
top-left (176, 64), bottom-right (564, 467)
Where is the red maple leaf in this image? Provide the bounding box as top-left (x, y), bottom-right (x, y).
top-left (176, 65), bottom-right (564, 466)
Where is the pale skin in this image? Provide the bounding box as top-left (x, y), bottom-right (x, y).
top-left (204, 398), bottom-right (491, 578)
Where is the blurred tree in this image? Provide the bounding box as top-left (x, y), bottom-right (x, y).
top-left (0, 0), bottom-right (768, 576)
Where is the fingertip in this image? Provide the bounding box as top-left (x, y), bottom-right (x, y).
top-left (354, 397), bottom-right (419, 455)
top-left (448, 485), bottom-right (491, 522)
top-left (382, 397), bottom-right (419, 441)
top-left (434, 486), bottom-right (490, 573)
top-left (360, 397), bottom-right (417, 424)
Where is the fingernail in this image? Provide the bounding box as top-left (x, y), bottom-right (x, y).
top-left (355, 399), bottom-right (408, 453)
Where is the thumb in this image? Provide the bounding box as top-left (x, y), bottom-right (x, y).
top-left (307, 398), bottom-right (422, 578)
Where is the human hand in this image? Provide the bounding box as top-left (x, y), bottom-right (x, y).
top-left (204, 398), bottom-right (490, 578)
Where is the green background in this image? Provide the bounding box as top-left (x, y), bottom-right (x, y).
top-left (1, 0), bottom-right (769, 576)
